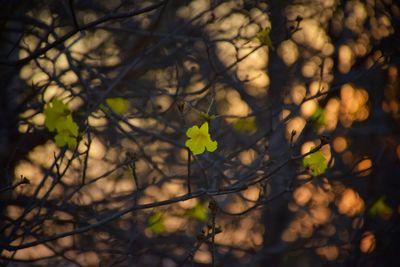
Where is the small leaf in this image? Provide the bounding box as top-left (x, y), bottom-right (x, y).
top-left (105, 97), bottom-right (129, 115)
top-left (54, 132), bottom-right (77, 150)
top-left (369, 196), bottom-right (393, 219)
top-left (311, 106), bottom-right (326, 129)
top-left (233, 117), bottom-right (257, 133)
top-left (44, 99), bottom-right (70, 132)
top-left (257, 27), bottom-right (273, 48)
top-left (186, 202), bottom-right (208, 222)
top-left (44, 99), bottom-right (80, 149)
top-left (199, 112), bottom-right (217, 121)
top-left (303, 149), bottom-right (327, 176)
top-left (147, 212), bottom-right (166, 234)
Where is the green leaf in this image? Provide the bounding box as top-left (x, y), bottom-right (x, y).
top-left (257, 27), bottom-right (273, 48)
top-left (44, 99), bottom-right (70, 132)
top-left (303, 149), bottom-right (327, 176)
top-left (233, 117), bottom-right (257, 133)
top-left (186, 202), bottom-right (208, 222)
top-left (369, 196), bottom-right (393, 219)
top-left (147, 212), bottom-right (166, 234)
top-left (105, 97), bottom-right (129, 115)
top-left (63, 115), bottom-right (79, 137)
top-left (54, 132), bottom-right (77, 150)
top-left (311, 106), bottom-right (326, 129)
top-left (44, 98), bottom-right (79, 149)
top-left (199, 112), bottom-right (217, 121)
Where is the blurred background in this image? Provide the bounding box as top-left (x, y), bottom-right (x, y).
top-left (0, 0), bottom-right (399, 266)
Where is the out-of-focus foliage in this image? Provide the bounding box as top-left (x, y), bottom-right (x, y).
top-left (233, 117), bottom-right (257, 133)
top-left (311, 105), bottom-right (326, 129)
top-left (369, 196), bottom-right (394, 219)
top-left (186, 202), bottom-right (208, 222)
top-left (147, 211), bottom-right (166, 234)
top-left (104, 97), bottom-right (129, 115)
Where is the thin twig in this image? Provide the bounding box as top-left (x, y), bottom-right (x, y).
top-left (187, 148), bottom-right (192, 195)
top-left (0, 176), bottom-right (30, 194)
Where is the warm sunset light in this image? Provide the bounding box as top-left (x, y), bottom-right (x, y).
top-left (1, 0), bottom-right (398, 266)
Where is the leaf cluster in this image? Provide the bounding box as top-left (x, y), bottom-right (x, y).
top-left (44, 99), bottom-right (79, 149)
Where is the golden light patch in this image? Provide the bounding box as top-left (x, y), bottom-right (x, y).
top-left (302, 60), bottom-right (319, 77)
top-left (310, 205), bottom-right (331, 225)
top-left (178, 198), bottom-right (198, 209)
top-left (340, 84), bottom-right (370, 127)
top-left (301, 99), bottom-right (318, 118)
top-left (316, 245), bottom-right (339, 261)
top-left (309, 80), bottom-right (329, 97)
top-left (338, 45), bottom-right (354, 73)
top-left (222, 89), bottom-right (252, 118)
top-left (325, 98), bottom-right (340, 130)
top-left (293, 185), bottom-right (313, 206)
top-left (14, 161), bottom-right (43, 192)
top-left (155, 95), bottom-right (173, 112)
top-left (215, 41), bottom-right (237, 66)
top-left (291, 84), bottom-right (306, 105)
top-left (356, 159), bottom-right (372, 176)
top-left (19, 64), bottom-right (33, 80)
top-left (292, 19), bottom-right (329, 51)
top-left (237, 42), bottom-right (268, 70)
top-left (238, 149), bottom-right (257, 166)
top-left (242, 186), bottom-right (260, 202)
top-left (333, 136), bottom-right (348, 153)
top-left (114, 178), bottom-right (135, 194)
top-left (337, 188), bottom-right (365, 217)
top-left (164, 216), bottom-right (186, 232)
top-left (2, 241), bottom-right (55, 261)
top-left (286, 116), bottom-right (306, 141)
top-left (194, 244), bottom-right (211, 264)
top-left (280, 109), bottom-right (291, 121)
top-left (281, 227), bottom-right (299, 242)
top-left (301, 141), bottom-right (316, 155)
top-left (278, 40), bottom-right (299, 66)
top-left (75, 251), bottom-right (100, 266)
top-left (162, 181), bottom-right (185, 197)
top-left (360, 231), bottom-right (376, 253)
top-left (87, 137), bottom-right (106, 160)
top-left (30, 113), bottom-right (45, 126)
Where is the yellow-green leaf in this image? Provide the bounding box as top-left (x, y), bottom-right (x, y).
top-left (303, 149), bottom-right (327, 176)
top-left (54, 132), bottom-right (77, 150)
top-left (44, 99), bottom-right (79, 149)
top-left (44, 99), bottom-right (70, 132)
top-left (186, 202), bottom-right (208, 222)
top-left (233, 117), bottom-right (257, 133)
top-left (105, 97), bottom-right (129, 115)
top-left (147, 212), bottom-right (166, 234)
top-left (199, 112), bottom-right (217, 121)
top-left (369, 196), bottom-right (393, 219)
top-left (311, 106), bottom-right (326, 129)
top-left (257, 27), bottom-right (273, 48)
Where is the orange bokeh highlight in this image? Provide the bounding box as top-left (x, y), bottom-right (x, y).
top-left (337, 188), bottom-right (365, 217)
top-left (360, 231), bottom-right (376, 253)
